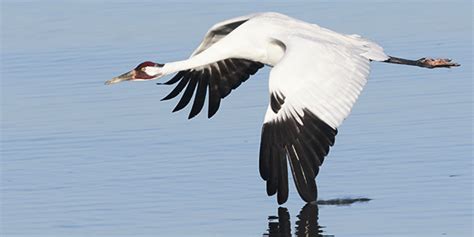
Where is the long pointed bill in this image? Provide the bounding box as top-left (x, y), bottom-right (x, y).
top-left (105, 70), bottom-right (135, 85)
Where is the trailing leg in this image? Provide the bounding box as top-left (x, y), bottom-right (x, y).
top-left (383, 56), bottom-right (460, 69)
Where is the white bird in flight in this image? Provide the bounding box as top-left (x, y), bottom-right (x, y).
top-left (106, 12), bottom-right (459, 204)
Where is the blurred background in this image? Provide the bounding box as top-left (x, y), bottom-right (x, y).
top-left (1, 0), bottom-right (472, 236)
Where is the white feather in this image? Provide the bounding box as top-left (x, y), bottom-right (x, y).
top-left (143, 67), bottom-right (161, 77)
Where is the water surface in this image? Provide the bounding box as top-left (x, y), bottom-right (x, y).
top-left (1, 1), bottom-right (472, 236)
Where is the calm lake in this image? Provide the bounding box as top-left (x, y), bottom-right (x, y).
top-left (1, 1), bottom-right (472, 236)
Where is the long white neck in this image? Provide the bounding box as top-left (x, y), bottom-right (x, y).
top-left (161, 46), bottom-right (234, 75)
top-left (154, 33), bottom-right (265, 77)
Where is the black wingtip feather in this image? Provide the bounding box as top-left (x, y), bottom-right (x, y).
top-left (172, 77), bottom-right (198, 112)
top-left (161, 74), bottom-right (191, 101)
top-left (259, 124), bottom-right (271, 180)
top-left (207, 66), bottom-right (221, 119)
top-left (163, 58), bottom-right (263, 117)
top-left (188, 71), bottom-right (209, 119)
top-left (259, 108), bottom-right (336, 204)
top-left (266, 145), bottom-right (279, 196)
top-left (163, 71), bottom-right (187, 85)
top-left (287, 145), bottom-right (317, 203)
top-left (277, 149), bottom-right (289, 205)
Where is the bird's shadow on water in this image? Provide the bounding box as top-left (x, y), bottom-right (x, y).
top-left (262, 198), bottom-right (371, 237)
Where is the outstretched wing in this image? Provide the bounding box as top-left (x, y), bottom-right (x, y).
top-left (160, 14), bottom-right (264, 119)
top-left (190, 13), bottom-right (258, 57)
top-left (260, 36), bottom-right (381, 204)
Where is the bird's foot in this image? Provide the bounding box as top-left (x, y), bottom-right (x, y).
top-left (417, 58), bottom-right (460, 68)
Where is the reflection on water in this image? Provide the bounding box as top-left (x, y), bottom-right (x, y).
top-left (265, 207), bottom-right (292, 237)
top-left (264, 204), bottom-right (331, 237)
top-left (264, 198), bottom-right (370, 237)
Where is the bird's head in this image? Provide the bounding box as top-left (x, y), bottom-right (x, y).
top-left (105, 61), bottom-right (164, 85)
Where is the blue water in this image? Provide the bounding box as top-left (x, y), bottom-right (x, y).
top-left (1, 1), bottom-right (472, 236)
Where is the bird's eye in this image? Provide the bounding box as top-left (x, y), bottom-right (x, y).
top-left (141, 67), bottom-right (146, 72)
